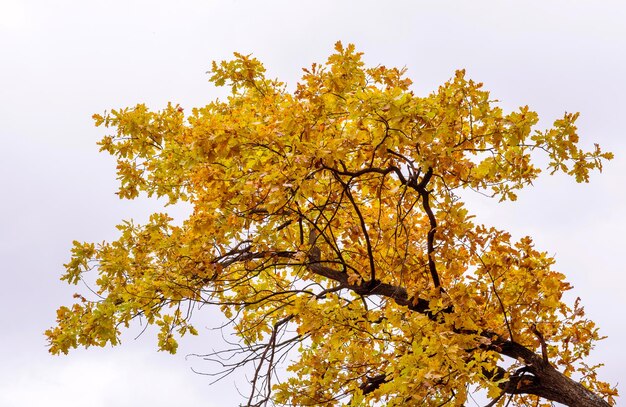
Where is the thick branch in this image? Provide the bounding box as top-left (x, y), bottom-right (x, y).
top-left (283, 252), bottom-right (610, 407)
top-left (494, 341), bottom-right (610, 406)
top-left (299, 256), bottom-right (437, 318)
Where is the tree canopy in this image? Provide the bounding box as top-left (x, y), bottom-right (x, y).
top-left (47, 42), bottom-right (617, 406)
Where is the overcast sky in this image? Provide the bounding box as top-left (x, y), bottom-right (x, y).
top-left (1, 1), bottom-right (624, 406)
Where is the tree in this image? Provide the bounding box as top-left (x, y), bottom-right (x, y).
top-left (46, 42), bottom-right (618, 406)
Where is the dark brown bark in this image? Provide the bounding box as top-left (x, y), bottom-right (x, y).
top-left (495, 340), bottom-right (610, 407)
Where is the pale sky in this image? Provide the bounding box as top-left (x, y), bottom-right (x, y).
top-left (1, 1), bottom-right (624, 406)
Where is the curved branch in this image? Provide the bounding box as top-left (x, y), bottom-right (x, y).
top-left (415, 168), bottom-right (441, 289)
top-left (330, 172), bottom-right (377, 284)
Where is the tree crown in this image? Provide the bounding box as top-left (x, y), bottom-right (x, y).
top-left (47, 42), bottom-right (617, 406)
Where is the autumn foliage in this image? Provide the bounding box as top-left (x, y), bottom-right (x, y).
top-left (47, 43), bottom-right (617, 406)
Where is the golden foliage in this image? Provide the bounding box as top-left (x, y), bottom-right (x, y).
top-left (47, 42), bottom-right (616, 406)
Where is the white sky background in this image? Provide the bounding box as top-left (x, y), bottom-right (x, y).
top-left (0, 0), bottom-right (624, 405)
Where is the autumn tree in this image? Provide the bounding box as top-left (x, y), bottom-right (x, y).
top-left (46, 43), bottom-right (618, 406)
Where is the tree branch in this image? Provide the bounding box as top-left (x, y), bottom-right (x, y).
top-left (271, 250), bottom-right (611, 407)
